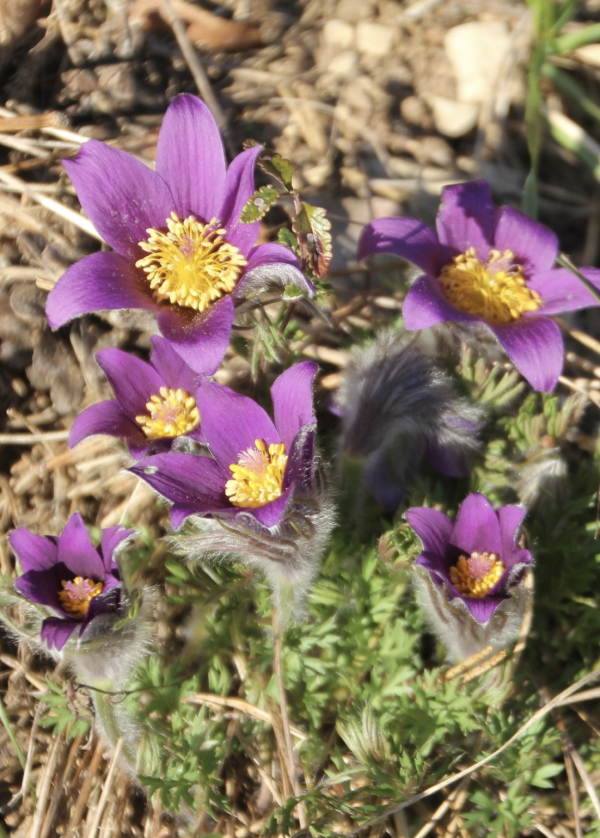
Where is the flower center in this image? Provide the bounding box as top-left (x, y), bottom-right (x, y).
top-left (225, 439), bottom-right (288, 509)
top-left (136, 212), bottom-right (247, 312)
top-left (449, 551), bottom-right (505, 598)
top-left (438, 248), bottom-right (541, 324)
top-left (58, 576), bottom-right (104, 619)
top-left (135, 387), bottom-right (200, 440)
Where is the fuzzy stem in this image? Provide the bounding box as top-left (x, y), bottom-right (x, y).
top-left (90, 686), bottom-right (140, 770)
top-left (272, 606), bottom-right (307, 829)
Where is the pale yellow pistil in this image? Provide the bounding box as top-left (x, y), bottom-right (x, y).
top-left (136, 387), bottom-right (200, 440)
top-left (449, 551), bottom-right (505, 598)
top-left (58, 577), bottom-right (104, 619)
top-left (438, 247), bottom-right (541, 324)
top-left (226, 439), bottom-right (288, 509)
top-left (136, 212), bottom-right (247, 311)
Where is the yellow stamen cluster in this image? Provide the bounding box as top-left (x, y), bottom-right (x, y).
top-left (135, 387), bottom-right (200, 440)
top-left (58, 577), bottom-right (104, 619)
top-left (136, 212), bottom-right (247, 311)
top-left (225, 439), bottom-right (288, 509)
top-left (449, 551), bottom-right (505, 598)
top-left (438, 247), bottom-right (541, 324)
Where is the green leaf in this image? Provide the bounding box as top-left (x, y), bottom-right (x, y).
top-left (255, 149), bottom-right (297, 190)
top-left (240, 185), bottom-right (281, 223)
top-left (292, 202), bottom-right (333, 279)
top-left (530, 762), bottom-right (564, 788)
top-left (277, 226), bottom-right (301, 256)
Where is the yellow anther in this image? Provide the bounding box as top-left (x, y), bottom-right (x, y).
top-left (449, 551), bottom-right (505, 598)
top-left (438, 247), bottom-right (541, 324)
top-left (136, 212), bottom-right (247, 311)
top-left (135, 387), bottom-right (200, 440)
top-left (225, 439), bottom-right (288, 509)
top-left (58, 577), bottom-right (104, 619)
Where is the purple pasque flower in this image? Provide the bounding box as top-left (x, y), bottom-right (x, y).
top-left (70, 336), bottom-right (206, 460)
top-left (406, 493), bottom-right (532, 626)
top-left (358, 180), bottom-right (600, 392)
top-left (129, 361), bottom-right (319, 530)
top-left (10, 514), bottom-right (133, 651)
top-left (45, 94), bottom-right (314, 374)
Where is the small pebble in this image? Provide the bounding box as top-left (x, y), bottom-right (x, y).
top-left (356, 22), bottom-right (395, 57)
top-left (322, 18), bottom-right (355, 49)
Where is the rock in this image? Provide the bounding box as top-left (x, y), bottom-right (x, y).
top-left (425, 94), bottom-right (479, 138)
top-left (356, 22), bottom-right (395, 57)
top-left (322, 19), bottom-right (355, 49)
top-left (400, 95), bottom-right (433, 129)
top-left (444, 21), bottom-right (511, 104)
top-left (336, 0), bottom-right (373, 23)
top-left (329, 50), bottom-right (359, 76)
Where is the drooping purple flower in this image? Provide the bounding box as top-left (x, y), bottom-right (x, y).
top-left (130, 361), bottom-right (319, 530)
top-left (358, 180), bottom-right (600, 392)
top-left (10, 514), bottom-right (133, 651)
top-left (69, 336), bottom-right (206, 460)
top-left (46, 94), bottom-right (314, 373)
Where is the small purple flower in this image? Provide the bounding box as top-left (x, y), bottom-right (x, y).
top-left (358, 180), bottom-right (600, 392)
top-left (46, 94), bottom-right (314, 373)
top-left (406, 493), bottom-right (532, 626)
top-left (70, 336), bottom-right (206, 460)
top-left (129, 361), bottom-right (319, 530)
top-left (10, 514), bottom-right (133, 651)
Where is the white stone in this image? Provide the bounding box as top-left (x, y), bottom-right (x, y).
top-left (323, 19), bottom-right (355, 49)
top-left (425, 94), bottom-right (479, 138)
top-left (328, 50), bottom-right (359, 75)
top-left (444, 21), bottom-right (511, 104)
top-left (356, 22), bottom-right (395, 57)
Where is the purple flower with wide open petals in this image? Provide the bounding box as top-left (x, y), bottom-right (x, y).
top-left (129, 361), bottom-right (319, 530)
top-left (69, 336), bottom-right (206, 460)
top-left (10, 514), bottom-right (133, 651)
top-left (406, 493), bottom-right (532, 626)
top-left (359, 180), bottom-right (600, 392)
top-left (46, 94), bottom-right (314, 373)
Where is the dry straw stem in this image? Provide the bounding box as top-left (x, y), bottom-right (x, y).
top-left (182, 692), bottom-right (306, 740)
top-left (347, 665), bottom-right (600, 835)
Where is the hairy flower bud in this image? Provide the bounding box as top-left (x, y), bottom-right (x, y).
top-left (336, 331), bottom-right (484, 510)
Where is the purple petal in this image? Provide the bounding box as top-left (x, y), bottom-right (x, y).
top-left (100, 526), bottom-right (133, 571)
top-left (96, 347), bottom-right (164, 419)
top-left (130, 452), bottom-right (228, 510)
top-left (494, 206), bottom-right (558, 275)
top-left (358, 217), bottom-right (443, 276)
top-left (63, 141), bottom-right (173, 262)
top-left (46, 251), bottom-right (159, 330)
top-left (9, 529), bottom-right (58, 572)
top-left (461, 596), bottom-right (505, 625)
top-left (489, 316), bottom-right (563, 392)
top-left (41, 618), bottom-right (77, 651)
top-left (219, 145), bottom-right (262, 257)
top-left (403, 274), bottom-right (479, 330)
top-left (530, 267), bottom-right (600, 315)
top-left (243, 485), bottom-right (293, 527)
top-left (406, 507), bottom-right (453, 556)
top-left (156, 94), bottom-right (226, 223)
top-left (69, 400), bottom-right (145, 449)
top-left (149, 336), bottom-right (199, 393)
top-left (157, 295), bottom-right (233, 375)
top-left (436, 181), bottom-right (494, 259)
top-left (234, 243), bottom-right (315, 300)
top-left (15, 566), bottom-right (63, 611)
top-left (427, 440), bottom-right (471, 477)
top-left (271, 361), bottom-right (317, 452)
top-left (284, 426), bottom-right (315, 490)
top-left (57, 514), bottom-right (105, 580)
top-left (497, 505), bottom-right (528, 566)
top-left (450, 494), bottom-right (502, 556)
top-left (196, 379), bottom-right (279, 466)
